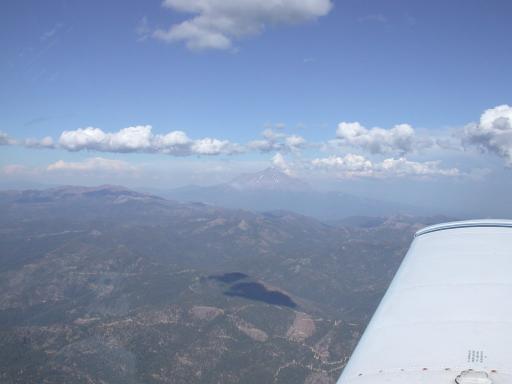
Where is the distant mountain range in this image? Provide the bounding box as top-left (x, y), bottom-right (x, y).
top-left (161, 167), bottom-right (424, 220)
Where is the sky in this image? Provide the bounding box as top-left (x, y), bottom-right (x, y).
top-left (1, 0), bottom-right (512, 216)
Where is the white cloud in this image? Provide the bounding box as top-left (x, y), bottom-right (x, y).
top-left (335, 121), bottom-right (432, 155)
top-left (108, 125), bottom-right (153, 151)
top-left (59, 126), bottom-right (152, 152)
top-left (153, 0), bottom-right (333, 50)
top-left (59, 127), bottom-right (109, 151)
top-left (312, 154), bottom-right (459, 178)
top-left (47, 157), bottom-right (137, 173)
top-left (271, 153), bottom-right (292, 175)
top-left (58, 125), bottom-right (242, 156)
top-left (152, 130), bottom-right (193, 155)
top-left (461, 104), bottom-right (512, 166)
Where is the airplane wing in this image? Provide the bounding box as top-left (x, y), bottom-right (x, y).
top-left (337, 220), bottom-right (512, 384)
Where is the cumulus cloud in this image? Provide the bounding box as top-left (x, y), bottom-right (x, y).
top-left (312, 154), bottom-right (459, 178)
top-left (461, 104), bottom-right (512, 166)
top-left (59, 126), bottom-right (153, 152)
top-left (334, 121), bottom-right (432, 155)
top-left (47, 157), bottom-right (137, 173)
top-left (153, 0), bottom-right (333, 50)
top-left (58, 125), bottom-right (242, 156)
top-left (248, 129), bottom-right (306, 153)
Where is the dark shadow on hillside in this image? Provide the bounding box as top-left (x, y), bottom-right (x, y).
top-left (224, 282), bottom-right (297, 308)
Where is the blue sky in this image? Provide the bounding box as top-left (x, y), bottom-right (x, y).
top-left (1, 0), bottom-right (512, 215)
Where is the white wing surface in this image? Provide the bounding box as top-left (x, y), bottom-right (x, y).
top-left (337, 220), bottom-right (512, 384)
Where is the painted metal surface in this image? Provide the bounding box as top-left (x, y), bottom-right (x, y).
top-left (337, 220), bottom-right (512, 384)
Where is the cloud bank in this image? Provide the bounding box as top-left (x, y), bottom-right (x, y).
top-left (47, 157), bottom-right (137, 173)
top-left (153, 0), bottom-right (333, 50)
top-left (2, 104), bottom-right (511, 180)
top-left (58, 126), bottom-right (242, 156)
top-left (312, 154), bottom-right (459, 178)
